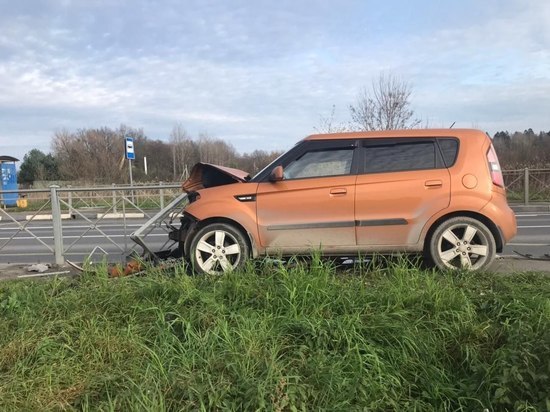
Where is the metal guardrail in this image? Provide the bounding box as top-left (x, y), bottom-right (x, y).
top-left (502, 168), bottom-right (550, 204)
top-left (0, 183), bottom-right (183, 265)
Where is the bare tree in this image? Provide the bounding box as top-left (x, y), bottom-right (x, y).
top-left (349, 73), bottom-right (421, 131)
top-left (170, 124), bottom-right (199, 180)
top-left (197, 133), bottom-right (237, 166)
top-left (315, 105), bottom-right (350, 133)
top-left (52, 125), bottom-right (147, 184)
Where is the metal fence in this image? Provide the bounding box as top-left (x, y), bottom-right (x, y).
top-left (502, 168), bottom-right (550, 204)
top-left (0, 183), bottom-right (183, 266)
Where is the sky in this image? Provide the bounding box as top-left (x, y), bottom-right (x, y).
top-left (1, 0), bottom-right (549, 162)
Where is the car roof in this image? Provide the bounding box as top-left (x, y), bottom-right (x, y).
top-left (303, 128), bottom-right (486, 141)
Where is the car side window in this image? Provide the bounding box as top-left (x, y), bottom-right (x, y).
top-left (284, 148), bottom-right (354, 179)
top-left (364, 141), bottom-right (436, 173)
top-left (437, 138), bottom-right (459, 167)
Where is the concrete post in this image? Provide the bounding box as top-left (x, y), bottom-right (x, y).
top-left (159, 181), bottom-right (165, 210)
top-left (50, 185), bottom-right (65, 266)
top-left (524, 168), bottom-right (530, 205)
top-left (67, 185), bottom-right (73, 217)
top-left (112, 183), bottom-right (117, 214)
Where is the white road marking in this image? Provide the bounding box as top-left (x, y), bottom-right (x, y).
top-left (508, 243), bottom-right (550, 246)
top-left (517, 225), bottom-right (550, 228)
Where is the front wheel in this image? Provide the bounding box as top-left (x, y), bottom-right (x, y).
top-left (188, 223), bottom-right (250, 274)
top-left (427, 217), bottom-right (496, 271)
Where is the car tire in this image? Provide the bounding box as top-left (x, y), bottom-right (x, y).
top-left (428, 216), bottom-right (496, 271)
top-left (189, 223), bottom-right (250, 275)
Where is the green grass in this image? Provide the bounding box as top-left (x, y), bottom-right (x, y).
top-left (0, 258), bottom-right (549, 411)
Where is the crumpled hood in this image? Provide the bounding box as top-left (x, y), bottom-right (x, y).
top-left (182, 162), bottom-right (250, 192)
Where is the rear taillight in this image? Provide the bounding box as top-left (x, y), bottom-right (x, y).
top-left (487, 145), bottom-right (504, 188)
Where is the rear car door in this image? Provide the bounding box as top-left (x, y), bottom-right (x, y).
top-left (256, 140), bottom-right (358, 252)
top-left (355, 138), bottom-right (451, 246)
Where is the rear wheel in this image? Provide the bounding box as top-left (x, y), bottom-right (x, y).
top-left (189, 223), bottom-right (249, 274)
top-left (428, 217), bottom-right (496, 271)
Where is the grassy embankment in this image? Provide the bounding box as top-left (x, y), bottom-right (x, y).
top-left (0, 258), bottom-right (549, 411)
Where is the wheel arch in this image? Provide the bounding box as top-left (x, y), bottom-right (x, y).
top-left (184, 217), bottom-right (258, 258)
top-left (423, 211), bottom-right (504, 253)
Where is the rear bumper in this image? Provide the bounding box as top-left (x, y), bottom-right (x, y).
top-left (480, 193), bottom-right (517, 244)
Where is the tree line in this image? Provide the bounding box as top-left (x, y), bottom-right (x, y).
top-left (18, 125), bottom-right (283, 186)
top-left (492, 129), bottom-right (550, 169)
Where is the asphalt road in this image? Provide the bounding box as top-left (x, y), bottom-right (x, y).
top-left (0, 219), bottom-right (174, 264)
top-left (0, 212), bottom-right (548, 265)
top-left (504, 212), bottom-right (550, 258)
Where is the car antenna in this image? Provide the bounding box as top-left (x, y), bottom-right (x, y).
top-left (449, 121), bottom-right (456, 129)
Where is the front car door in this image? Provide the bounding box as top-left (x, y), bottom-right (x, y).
top-left (256, 139), bottom-right (358, 254)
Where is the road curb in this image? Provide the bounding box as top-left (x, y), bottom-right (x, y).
top-left (510, 204), bottom-right (550, 213)
top-left (26, 214), bottom-right (72, 221)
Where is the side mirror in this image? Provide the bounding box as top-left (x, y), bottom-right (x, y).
top-left (269, 165), bottom-right (284, 182)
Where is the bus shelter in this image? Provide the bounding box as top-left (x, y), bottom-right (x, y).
top-left (0, 155), bottom-right (19, 207)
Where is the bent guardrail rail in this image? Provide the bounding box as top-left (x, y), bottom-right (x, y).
top-left (0, 183), bottom-right (183, 265)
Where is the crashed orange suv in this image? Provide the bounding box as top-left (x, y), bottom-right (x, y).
top-left (170, 129), bottom-right (516, 274)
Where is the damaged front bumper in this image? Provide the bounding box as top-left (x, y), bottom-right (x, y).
top-left (130, 192), bottom-right (191, 258)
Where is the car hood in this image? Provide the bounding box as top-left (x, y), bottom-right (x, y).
top-left (182, 162), bottom-right (250, 192)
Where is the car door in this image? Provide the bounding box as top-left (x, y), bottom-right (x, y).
top-left (256, 140), bottom-right (358, 253)
top-left (355, 138), bottom-right (451, 246)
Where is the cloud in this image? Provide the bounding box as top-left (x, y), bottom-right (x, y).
top-left (0, 0), bottom-right (549, 162)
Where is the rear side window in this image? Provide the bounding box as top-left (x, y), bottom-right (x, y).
top-left (364, 141), bottom-right (436, 173)
top-left (437, 138), bottom-right (459, 167)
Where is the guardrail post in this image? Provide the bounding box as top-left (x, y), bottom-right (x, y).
top-left (112, 183), bottom-right (117, 214)
top-left (524, 168), bottom-right (530, 205)
top-left (159, 181), bottom-right (165, 210)
top-left (50, 185), bottom-right (65, 266)
top-left (67, 185), bottom-right (73, 217)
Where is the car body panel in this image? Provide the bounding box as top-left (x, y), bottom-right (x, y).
top-left (256, 175), bottom-right (356, 251)
top-left (355, 167), bottom-right (451, 245)
top-left (182, 162), bottom-right (250, 192)
top-left (183, 182), bottom-right (261, 252)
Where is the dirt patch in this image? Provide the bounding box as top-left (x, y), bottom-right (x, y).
top-left (1, 256), bottom-right (550, 281)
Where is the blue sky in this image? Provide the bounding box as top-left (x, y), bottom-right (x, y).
top-left (1, 0), bottom-right (549, 161)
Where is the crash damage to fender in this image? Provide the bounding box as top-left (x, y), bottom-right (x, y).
top-left (130, 162), bottom-right (251, 260)
top-left (168, 162), bottom-right (253, 247)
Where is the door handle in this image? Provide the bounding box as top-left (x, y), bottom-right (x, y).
top-left (329, 188), bottom-right (347, 196)
top-left (425, 180), bottom-right (443, 188)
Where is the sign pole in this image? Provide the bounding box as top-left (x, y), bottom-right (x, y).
top-left (128, 158), bottom-right (134, 203)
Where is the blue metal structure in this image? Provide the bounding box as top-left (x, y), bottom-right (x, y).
top-left (0, 156), bottom-right (19, 207)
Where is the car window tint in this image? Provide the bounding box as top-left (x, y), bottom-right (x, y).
top-left (364, 141), bottom-right (435, 173)
top-left (438, 138), bottom-right (459, 167)
top-left (284, 149), bottom-right (354, 179)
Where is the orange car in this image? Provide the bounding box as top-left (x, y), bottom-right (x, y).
top-left (170, 129), bottom-right (517, 274)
